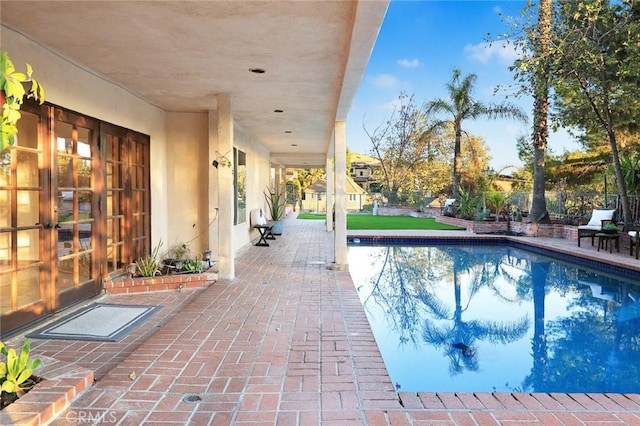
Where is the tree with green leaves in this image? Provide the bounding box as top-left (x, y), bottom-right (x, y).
top-left (1, 51), bottom-right (45, 151)
top-left (365, 93), bottom-right (440, 203)
top-left (426, 69), bottom-right (527, 200)
top-left (549, 0), bottom-right (640, 228)
top-left (495, 0), bottom-right (554, 222)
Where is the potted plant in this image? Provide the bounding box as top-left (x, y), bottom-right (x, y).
top-left (265, 185), bottom-right (286, 235)
top-left (164, 242), bottom-right (190, 271)
top-left (601, 223), bottom-right (619, 234)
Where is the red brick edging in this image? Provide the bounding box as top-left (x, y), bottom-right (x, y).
top-left (103, 272), bottom-right (217, 294)
top-left (0, 356), bottom-right (93, 426)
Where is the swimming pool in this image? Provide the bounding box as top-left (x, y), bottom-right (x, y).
top-left (347, 242), bottom-right (640, 394)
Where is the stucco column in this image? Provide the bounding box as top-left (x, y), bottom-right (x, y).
top-left (326, 155), bottom-right (334, 232)
top-left (216, 93), bottom-right (235, 279)
top-left (332, 121), bottom-right (348, 269)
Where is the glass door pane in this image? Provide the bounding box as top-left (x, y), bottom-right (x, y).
top-left (54, 114), bottom-right (100, 306)
top-left (0, 109), bottom-right (46, 336)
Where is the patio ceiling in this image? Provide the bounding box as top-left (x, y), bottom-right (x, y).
top-left (0, 0), bottom-right (388, 167)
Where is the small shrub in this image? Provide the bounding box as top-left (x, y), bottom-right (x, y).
top-left (474, 211), bottom-right (490, 222)
top-left (182, 258), bottom-right (204, 273)
top-left (0, 339), bottom-right (41, 394)
top-left (135, 240), bottom-right (163, 277)
top-left (166, 242), bottom-right (190, 260)
top-left (456, 189), bottom-right (480, 220)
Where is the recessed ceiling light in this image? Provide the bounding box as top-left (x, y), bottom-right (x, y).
top-left (285, 130), bottom-right (292, 133)
top-left (274, 109), bottom-right (284, 113)
top-left (249, 68), bottom-right (266, 74)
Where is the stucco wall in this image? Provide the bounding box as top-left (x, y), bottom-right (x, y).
top-left (166, 113), bottom-right (209, 254)
top-left (2, 26), bottom-right (170, 246)
top-left (234, 123), bottom-right (271, 248)
top-left (2, 26), bottom-right (273, 261)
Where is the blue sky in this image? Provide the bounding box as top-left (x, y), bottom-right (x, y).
top-left (346, 0), bottom-right (580, 171)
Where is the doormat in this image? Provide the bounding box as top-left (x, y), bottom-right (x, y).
top-left (26, 303), bottom-right (162, 342)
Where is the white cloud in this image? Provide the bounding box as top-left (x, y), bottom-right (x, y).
top-left (369, 73), bottom-right (401, 90)
top-left (397, 58), bottom-right (422, 68)
top-left (464, 40), bottom-right (519, 65)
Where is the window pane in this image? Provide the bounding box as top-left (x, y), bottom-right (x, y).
top-left (17, 190), bottom-right (39, 228)
top-left (78, 158), bottom-right (91, 188)
top-left (0, 191), bottom-right (11, 228)
top-left (0, 232), bottom-right (12, 273)
top-left (16, 151), bottom-right (39, 187)
top-left (17, 229), bottom-right (39, 264)
top-left (106, 162), bottom-right (113, 188)
top-left (234, 148), bottom-right (247, 225)
top-left (0, 272), bottom-right (11, 312)
top-left (59, 192), bottom-right (74, 222)
top-left (79, 252), bottom-right (92, 283)
top-left (0, 151), bottom-right (11, 185)
top-left (15, 111), bottom-right (39, 149)
top-left (78, 190), bottom-right (93, 219)
top-left (17, 268), bottom-right (41, 307)
top-left (57, 122), bottom-right (73, 153)
top-left (77, 128), bottom-right (91, 157)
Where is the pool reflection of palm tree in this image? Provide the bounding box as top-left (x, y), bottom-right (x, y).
top-left (528, 260), bottom-right (551, 391)
top-left (528, 274), bottom-right (640, 393)
top-left (423, 247), bottom-right (530, 375)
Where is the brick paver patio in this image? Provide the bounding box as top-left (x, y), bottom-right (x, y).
top-left (3, 216), bottom-right (640, 425)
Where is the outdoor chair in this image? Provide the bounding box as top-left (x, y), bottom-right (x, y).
top-left (630, 227), bottom-right (640, 259)
top-left (577, 209), bottom-right (616, 247)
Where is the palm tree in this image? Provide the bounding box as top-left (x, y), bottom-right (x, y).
top-left (426, 69), bottom-right (527, 200)
top-left (529, 0), bottom-right (553, 223)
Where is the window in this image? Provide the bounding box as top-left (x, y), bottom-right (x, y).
top-left (234, 148), bottom-right (246, 225)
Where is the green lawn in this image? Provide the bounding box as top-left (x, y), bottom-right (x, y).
top-left (297, 213), bottom-right (326, 220)
top-left (297, 213), bottom-right (464, 230)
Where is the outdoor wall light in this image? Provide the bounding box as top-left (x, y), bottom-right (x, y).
top-left (126, 263), bottom-right (137, 277)
top-left (212, 151), bottom-right (232, 169)
top-left (203, 249), bottom-right (212, 268)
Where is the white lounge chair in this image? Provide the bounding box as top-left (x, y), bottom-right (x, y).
top-left (577, 209), bottom-right (615, 247)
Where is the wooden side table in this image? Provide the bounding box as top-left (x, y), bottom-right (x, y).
top-left (596, 232), bottom-right (620, 253)
top-left (253, 224), bottom-right (275, 246)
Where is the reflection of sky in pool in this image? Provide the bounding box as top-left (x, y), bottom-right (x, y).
top-left (348, 244), bottom-right (640, 393)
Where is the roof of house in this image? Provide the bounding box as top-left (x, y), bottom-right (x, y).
top-left (350, 152), bottom-right (380, 166)
top-left (306, 176), bottom-right (367, 194)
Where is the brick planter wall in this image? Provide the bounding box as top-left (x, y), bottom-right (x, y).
top-left (437, 215), bottom-right (580, 238)
top-left (104, 272), bottom-right (217, 294)
top-left (439, 215), bottom-right (636, 252)
top-left (0, 356), bottom-right (93, 426)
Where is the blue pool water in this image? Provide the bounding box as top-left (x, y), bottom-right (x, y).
top-left (347, 243), bottom-right (640, 394)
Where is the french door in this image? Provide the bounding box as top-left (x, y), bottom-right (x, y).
top-left (0, 103), bottom-right (150, 336)
top-left (54, 110), bottom-right (102, 308)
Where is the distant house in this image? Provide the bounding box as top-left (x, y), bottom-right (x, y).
top-left (302, 176), bottom-right (367, 212)
top-left (349, 152), bottom-right (381, 193)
